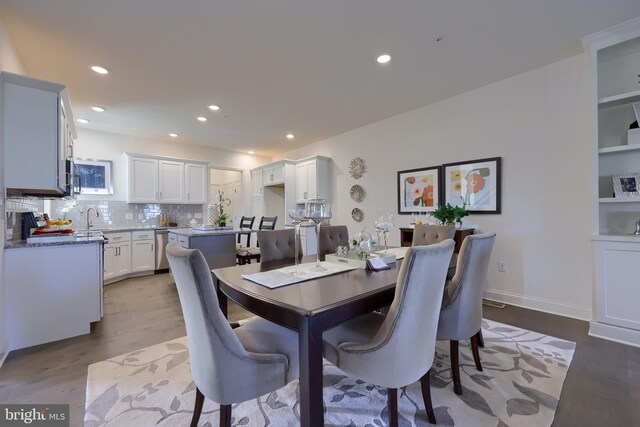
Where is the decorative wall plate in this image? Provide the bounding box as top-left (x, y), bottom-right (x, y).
top-left (348, 157), bottom-right (366, 179)
top-left (350, 184), bottom-right (366, 202)
top-left (351, 208), bottom-right (364, 222)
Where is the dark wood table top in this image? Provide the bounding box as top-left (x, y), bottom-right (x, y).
top-left (213, 256), bottom-right (403, 318)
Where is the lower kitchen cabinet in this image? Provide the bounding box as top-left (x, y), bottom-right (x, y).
top-left (104, 230), bottom-right (155, 284)
top-left (5, 242), bottom-right (103, 350)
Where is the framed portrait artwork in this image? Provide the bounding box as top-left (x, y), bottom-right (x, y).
top-left (74, 158), bottom-right (114, 195)
top-left (397, 165), bottom-right (441, 214)
top-left (443, 157), bottom-right (502, 214)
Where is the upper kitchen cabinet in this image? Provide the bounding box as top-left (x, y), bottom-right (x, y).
top-left (262, 161), bottom-right (285, 186)
top-left (2, 72), bottom-right (77, 195)
top-left (185, 162), bottom-right (208, 204)
top-left (251, 168), bottom-right (264, 197)
top-left (127, 153), bottom-right (208, 204)
top-left (295, 156), bottom-right (330, 203)
top-left (158, 160), bottom-right (184, 203)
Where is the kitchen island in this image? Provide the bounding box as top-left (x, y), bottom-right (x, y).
top-left (4, 235), bottom-right (105, 350)
top-left (168, 228), bottom-right (245, 269)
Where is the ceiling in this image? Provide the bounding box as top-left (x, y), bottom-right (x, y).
top-left (1, 1), bottom-right (640, 156)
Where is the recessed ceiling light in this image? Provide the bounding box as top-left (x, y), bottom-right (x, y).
top-left (208, 105), bottom-right (220, 111)
top-left (197, 116), bottom-right (207, 122)
top-left (91, 65), bottom-right (109, 75)
top-left (169, 133), bottom-right (178, 138)
top-left (248, 151), bottom-right (255, 155)
top-left (286, 133), bottom-right (295, 140)
top-left (376, 54), bottom-right (391, 64)
top-left (433, 36), bottom-right (443, 43)
top-left (76, 118), bottom-right (89, 124)
top-left (91, 106), bottom-right (106, 112)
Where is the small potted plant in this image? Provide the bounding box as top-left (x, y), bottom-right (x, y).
top-left (214, 213), bottom-right (229, 227)
top-left (431, 203), bottom-right (469, 227)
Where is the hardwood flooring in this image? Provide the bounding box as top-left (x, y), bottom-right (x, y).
top-left (0, 273), bottom-right (638, 427)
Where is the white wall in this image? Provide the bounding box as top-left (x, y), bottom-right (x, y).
top-left (276, 54), bottom-right (593, 320)
top-left (0, 16), bottom-right (25, 362)
top-left (74, 128), bottom-right (270, 216)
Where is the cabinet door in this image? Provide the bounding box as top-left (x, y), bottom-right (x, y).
top-left (115, 243), bottom-right (132, 276)
top-left (159, 160), bottom-right (184, 203)
top-left (296, 163), bottom-right (308, 202)
top-left (4, 82), bottom-right (60, 192)
top-left (306, 160), bottom-right (317, 200)
top-left (128, 157), bottom-right (158, 203)
top-left (132, 241), bottom-right (155, 272)
top-left (251, 169), bottom-right (263, 197)
top-left (262, 166), bottom-right (273, 186)
top-left (185, 163), bottom-right (207, 204)
top-left (103, 245), bottom-right (117, 281)
top-left (272, 163), bottom-right (284, 184)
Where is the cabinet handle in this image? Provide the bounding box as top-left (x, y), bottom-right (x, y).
top-left (160, 191), bottom-right (163, 199)
top-left (187, 193), bottom-right (190, 201)
top-left (151, 244), bottom-right (154, 252)
top-left (270, 174), bottom-right (274, 181)
top-left (304, 191), bottom-right (307, 199)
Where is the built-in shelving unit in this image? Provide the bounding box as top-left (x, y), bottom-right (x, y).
top-left (583, 18), bottom-right (640, 348)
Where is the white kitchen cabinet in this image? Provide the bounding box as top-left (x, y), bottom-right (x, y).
top-left (5, 242), bottom-right (103, 350)
top-left (132, 231), bottom-right (155, 273)
top-left (251, 169), bottom-right (264, 197)
top-left (127, 154), bottom-right (207, 204)
top-left (128, 156), bottom-right (159, 203)
top-left (159, 160), bottom-right (184, 203)
top-left (263, 162), bottom-right (285, 186)
top-left (185, 162), bottom-right (208, 204)
top-left (296, 156), bottom-right (330, 203)
top-left (2, 72), bottom-right (77, 195)
top-left (104, 232), bottom-right (133, 284)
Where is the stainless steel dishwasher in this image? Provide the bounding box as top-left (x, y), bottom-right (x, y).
top-left (155, 229), bottom-right (170, 271)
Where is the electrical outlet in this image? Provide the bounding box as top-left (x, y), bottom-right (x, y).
top-left (138, 213), bottom-right (144, 220)
top-left (497, 261), bottom-right (507, 273)
top-left (125, 213), bottom-right (133, 220)
top-left (187, 213), bottom-right (193, 219)
top-left (194, 213), bottom-right (203, 219)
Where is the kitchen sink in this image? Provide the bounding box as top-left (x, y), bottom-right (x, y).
top-left (75, 231), bottom-right (105, 238)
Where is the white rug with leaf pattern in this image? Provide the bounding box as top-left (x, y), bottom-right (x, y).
top-left (85, 319), bottom-right (575, 426)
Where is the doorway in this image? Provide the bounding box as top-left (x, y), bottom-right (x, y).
top-left (210, 168), bottom-right (243, 226)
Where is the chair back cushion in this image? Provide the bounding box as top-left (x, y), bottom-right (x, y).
top-left (258, 216), bottom-right (278, 231)
top-left (337, 240), bottom-right (454, 388)
top-left (437, 233), bottom-right (496, 340)
top-left (257, 229), bottom-right (302, 263)
top-left (166, 244), bottom-right (257, 403)
top-left (318, 225), bottom-right (349, 260)
top-left (411, 224), bottom-right (455, 246)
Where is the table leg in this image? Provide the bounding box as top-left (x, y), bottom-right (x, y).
top-left (298, 316), bottom-right (324, 427)
top-left (215, 277), bottom-right (228, 318)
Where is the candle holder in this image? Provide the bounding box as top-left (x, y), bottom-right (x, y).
top-left (287, 208), bottom-right (305, 276)
top-left (303, 197), bottom-right (332, 272)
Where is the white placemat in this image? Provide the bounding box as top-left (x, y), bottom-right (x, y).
top-left (374, 247), bottom-right (408, 260)
top-left (242, 261), bottom-right (357, 289)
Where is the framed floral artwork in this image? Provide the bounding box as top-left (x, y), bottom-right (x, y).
top-left (443, 157), bottom-right (502, 214)
top-left (397, 165), bottom-right (441, 214)
top-left (74, 158), bottom-right (114, 195)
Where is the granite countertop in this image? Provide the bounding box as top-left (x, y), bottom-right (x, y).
top-left (95, 225), bottom-right (190, 233)
top-left (5, 235), bottom-right (105, 249)
top-left (168, 228), bottom-right (244, 237)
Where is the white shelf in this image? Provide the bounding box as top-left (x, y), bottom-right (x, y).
top-left (599, 197), bottom-right (640, 203)
top-left (598, 89), bottom-right (640, 109)
top-left (598, 144), bottom-right (640, 154)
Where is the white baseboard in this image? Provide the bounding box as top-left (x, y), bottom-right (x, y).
top-left (589, 321), bottom-right (640, 348)
top-left (483, 289), bottom-right (592, 321)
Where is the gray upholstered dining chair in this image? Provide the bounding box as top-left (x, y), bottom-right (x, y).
top-left (166, 243), bottom-right (299, 427)
top-left (411, 224), bottom-right (455, 245)
top-left (323, 240), bottom-right (455, 426)
top-left (412, 224), bottom-right (457, 279)
top-left (436, 233), bottom-right (496, 395)
top-left (256, 229), bottom-right (303, 263)
top-left (318, 225), bottom-right (349, 260)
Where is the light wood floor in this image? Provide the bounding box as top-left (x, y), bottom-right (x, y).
top-left (0, 273), bottom-right (638, 427)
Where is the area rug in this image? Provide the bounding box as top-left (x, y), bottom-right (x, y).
top-left (85, 319), bottom-right (575, 426)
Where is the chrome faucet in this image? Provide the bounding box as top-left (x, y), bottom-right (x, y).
top-left (86, 207), bottom-right (99, 230)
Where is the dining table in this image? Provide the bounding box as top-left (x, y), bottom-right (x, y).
top-left (212, 255), bottom-right (405, 427)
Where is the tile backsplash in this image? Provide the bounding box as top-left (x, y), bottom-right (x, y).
top-left (5, 197), bottom-right (204, 242)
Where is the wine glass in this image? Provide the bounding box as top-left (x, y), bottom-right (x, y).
top-left (303, 198), bottom-right (332, 272)
top-left (373, 217), bottom-right (383, 252)
top-left (376, 212), bottom-right (394, 254)
top-left (287, 208), bottom-right (305, 276)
